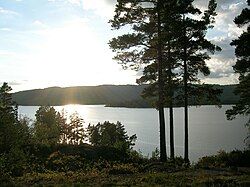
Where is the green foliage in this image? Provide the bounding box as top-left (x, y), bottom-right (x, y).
top-left (0, 154), bottom-right (13, 184)
top-left (196, 150), bottom-right (250, 169)
top-left (226, 1), bottom-right (250, 128)
top-left (87, 121), bottom-right (137, 153)
top-left (13, 84), bottom-right (239, 107)
top-left (107, 163), bottom-right (138, 175)
top-left (0, 83), bottom-right (19, 153)
top-left (151, 147), bottom-right (160, 161)
top-left (33, 106), bottom-right (62, 146)
top-left (11, 170), bottom-right (250, 186)
top-left (67, 112), bottom-right (86, 145)
top-left (46, 151), bottom-right (85, 172)
top-left (6, 146), bottom-right (28, 176)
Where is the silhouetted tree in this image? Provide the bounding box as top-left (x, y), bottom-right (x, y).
top-left (33, 106), bottom-right (61, 146)
top-left (226, 0), bottom-right (250, 126)
top-left (0, 83), bottom-right (31, 176)
top-left (87, 121), bottom-right (137, 152)
top-left (109, 0), bottom-right (169, 161)
top-left (68, 112), bottom-right (85, 145)
top-left (0, 82), bottom-right (18, 153)
top-left (58, 111), bottom-right (86, 145)
top-left (136, 0), bottom-right (182, 160)
top-left (177, 0), bottom-right (221, 163)
top-left (226, 0), bottom-right (250, 146)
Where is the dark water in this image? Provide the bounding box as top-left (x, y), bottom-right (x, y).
top-left (18, 105), bottom-right (248, 162)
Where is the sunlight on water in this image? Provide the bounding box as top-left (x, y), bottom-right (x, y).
top-left (55, 104), bottom-right (89, 119)
top-left (18, 105), bottom-right (248, 162)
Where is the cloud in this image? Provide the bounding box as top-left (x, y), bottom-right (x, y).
top-left (33, 20), bottom-right (48, 28)
top-left (193, 0), bottom-right (247, 84)
top-left (46, 0), bottom-right (115, 18)
top-left (0, 50), bottom-right (17, 56)
top-left (0, 81), bottom-right (25, 86)
top-left (207, 58), bottom-right (235, 78)
top-left (0, 27), bottom-right (12, 31)
top-left (81, 0), bottom-right (115, 19)
top-left (0, 7), bottom-right (19, 16)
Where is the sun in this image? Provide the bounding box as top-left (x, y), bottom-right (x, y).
top-left (24, 18), bottom-right (136, 88)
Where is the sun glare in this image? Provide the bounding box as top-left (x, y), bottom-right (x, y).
top-left (24, 18), bottom-right (135, 88)
top-left (55, 104), bottom-right (89, 119)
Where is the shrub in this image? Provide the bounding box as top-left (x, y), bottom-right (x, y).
top-left (107, 163), bottom-right (139, 175)
top-left (196, 150), bottom-right (250, 168)
top-left (87, 121), bottom-right (137, 153)
top-left (46, 151), bottom-right (85, 172)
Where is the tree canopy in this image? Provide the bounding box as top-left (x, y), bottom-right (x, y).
top-left (226, 0), bottom-right (250, 127)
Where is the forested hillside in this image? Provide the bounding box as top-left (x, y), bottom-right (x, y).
top-left (13, 84), bottom-right (239, 107)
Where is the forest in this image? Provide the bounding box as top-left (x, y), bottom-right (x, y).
top-left (12, 84), bottom-right (239, 107)
top-left (1, 0), bottom-right (250, 186)
top-left (1, 82), bottom-right (250, 186)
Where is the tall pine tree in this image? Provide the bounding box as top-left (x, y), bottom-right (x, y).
top-left (177, 0), bottom-right (221, 163)
top-left (226, 0), bottom-right (249, 140)
top-left (109, 0), bottom-right (168, 161)
top-left (137, 0), bottom-right (182, 160)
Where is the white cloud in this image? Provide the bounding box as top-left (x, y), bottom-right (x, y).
top-left (207, 58), bottom-right (235, 78)
top-left (46, 0), bottom-right (115, 18)
top-left (202, 74), bottom-right (239, 85)
top-left (0, 50), bottom-right (17, 56)
top-left (227, 23), bottom-right (245, 39)
top-left (68, 0), bottom-right (81, 6)
top-left (0, 7), bottom-right (19, 16)
top-left (196, 0), bottom-right (248, 85)
top-left (81, 0), bottom-right (115, 19)
top-left (0, 27), bottom-right (12, 31)
top-left (33, 20), bottom-right (48, 28)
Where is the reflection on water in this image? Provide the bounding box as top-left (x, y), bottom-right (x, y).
top-left (18, 105), bottom-right (248, 162)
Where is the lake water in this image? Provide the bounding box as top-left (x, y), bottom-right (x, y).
top-left (18, 105), bottom-right (248, 162)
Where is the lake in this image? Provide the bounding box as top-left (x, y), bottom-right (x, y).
top-left (18, 105), bottom-right (248, 162)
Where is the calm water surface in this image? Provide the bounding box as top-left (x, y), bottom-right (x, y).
top-left (18, 105), bottom-right (248, 162)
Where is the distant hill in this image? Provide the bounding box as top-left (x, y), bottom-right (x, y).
top-left (12, 84), bottom-right (239, 107)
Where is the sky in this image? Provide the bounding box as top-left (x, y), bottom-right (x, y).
top-left (0, 0), bottom-right (248, 92)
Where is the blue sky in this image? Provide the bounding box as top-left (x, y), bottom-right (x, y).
top-left (0, 0), bottom-right (248, 92)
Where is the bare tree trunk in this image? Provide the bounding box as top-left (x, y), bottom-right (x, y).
top-left (169, 99), bottom-right (174, 159)
top-left (167, 41), bottom-right (174, 160)
top-left (183, 14), bottom-right (189, 164)
top-left (157, 0), bottom-right (167, 162)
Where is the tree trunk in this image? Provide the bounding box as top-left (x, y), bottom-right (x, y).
top-left (183, 14), bottom-right (189, 164)
top-left (169, 99), bottom-right (174, 159)
top-left (167, 41), bottom-right (174, 160)
top-left (157, 0), bottom-right (167, 162)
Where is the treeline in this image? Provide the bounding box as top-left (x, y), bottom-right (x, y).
top-left (0, 83), bottom-right (138, 180)
top-left (1, 82), bottom-right (249, 186)
top-left (12, 84), bottom-right (239, 107)
top-left (108, 0), bottom-right (249, 163)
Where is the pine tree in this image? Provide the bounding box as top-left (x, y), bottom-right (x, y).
top-left (0, 82), bottom-right (19, 153)
top-left (177, 0), bottom-right (221, 163)
top-left (109, 0), bottom-right (168, 161)
top-left (33, 106), bottom-right (61, 146)
top-left (226, 0), bottom-right (250, 139)
top-left (137, 0), bottom-right (183, 160)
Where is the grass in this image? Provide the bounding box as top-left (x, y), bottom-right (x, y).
top-left (3, 169), bottom-right (249, 186)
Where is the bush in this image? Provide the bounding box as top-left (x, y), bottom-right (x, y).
top-left (87, 121), bottom-right (137, 153)
top-left (0, 154), bottom-right (13, 184)
top-left (107, 163), bottom-right (139, 174)
top-left (46, 151), bottom-right (85, 172)
top-left (196, 150), bottom-right (250, 168)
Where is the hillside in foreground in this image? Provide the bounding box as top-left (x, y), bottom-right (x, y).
top-left (12, 84), bottom-right (239, 107)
